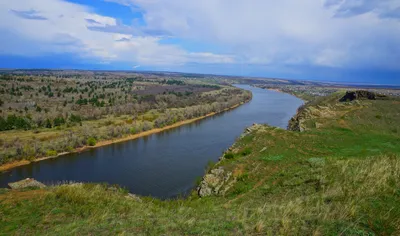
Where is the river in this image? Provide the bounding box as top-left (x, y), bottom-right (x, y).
top-left (0, 85), bottom-right (303, 198)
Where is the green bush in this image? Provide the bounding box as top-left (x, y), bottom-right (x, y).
top-left (237, 173), bottom-right (249, 182)
top-left (224, 152), bottom-right (234, 159)
top-left (129, 127), bottom-right (137, 134)
top-left (0, 114), bottom-right (33, 131)
top-left (69, 114), bottom-right (82, 123)
top-left (53, 117), bottom-right (66, 127)
top-left (46, 150), bottom-right (57, 157)
top-left (240, 147), bottom-right (252, 156)
top-left (231, 181), bottom-right (251, 195)
top-left (87, 137), bottom-right (97, 146)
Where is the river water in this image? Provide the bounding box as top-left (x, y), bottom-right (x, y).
top-left (0, 85), bottom-right (303, 198)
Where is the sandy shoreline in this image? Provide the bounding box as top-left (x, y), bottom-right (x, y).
top-left (0, 100), bottom-right (249, 172)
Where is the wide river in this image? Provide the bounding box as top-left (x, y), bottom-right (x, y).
top-left (0, 85), bottom-right (303, 198)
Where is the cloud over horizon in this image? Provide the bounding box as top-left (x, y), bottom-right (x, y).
top-left (0, 0), bottom-right (399, 83)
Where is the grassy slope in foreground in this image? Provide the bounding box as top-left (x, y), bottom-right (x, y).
top-left (1, 92), bottom-right (400, 235)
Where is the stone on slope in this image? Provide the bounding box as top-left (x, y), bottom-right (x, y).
top-left (8, 178), bottom-right (46, 189)
top-left (198, 167), bottom-right (235, 197)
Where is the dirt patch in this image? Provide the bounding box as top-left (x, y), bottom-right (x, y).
top-left (233, 165), bottom-right (245, 177)
top-left (338, 119), bottom-right (350, 129)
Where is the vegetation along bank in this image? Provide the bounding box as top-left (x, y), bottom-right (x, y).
top-left (0, 74), bottom-right (251, 170)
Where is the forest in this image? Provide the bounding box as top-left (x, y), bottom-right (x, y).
top-left (0, 72), bottom-right (251, 164)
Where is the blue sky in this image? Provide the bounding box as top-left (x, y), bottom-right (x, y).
top-left (0, 0), bottom-right (399, 84)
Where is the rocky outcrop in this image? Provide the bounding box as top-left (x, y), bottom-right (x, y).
top-left (339, 90), bottom-right (387, 102)
top-left (198, 124), bottom-right (265, 197)
top-left (288, 115), bottom-right (302, 132)
top-left (197, 167), bottom-right (235, 197)
top-left (239, 123), bottom-right (264, 138)
top-left (289, 90), bottom-right (389, 132)
top-left (8, 178), bottom-right (46, 189)
top-left (288, 104), bottom-right (307, 132)
top-left (126, 193), bottom-right (143, 202)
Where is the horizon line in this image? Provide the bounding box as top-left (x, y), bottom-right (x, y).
top-left (1, 67), bottom-right (400, 88)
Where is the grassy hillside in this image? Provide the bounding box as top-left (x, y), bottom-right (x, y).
top-left (1, 92), bottom-right (400, 235)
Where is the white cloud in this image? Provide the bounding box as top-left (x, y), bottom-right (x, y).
top-left (0, 0), bottom-right (399, 71)
top-left (117, 0), bottom-right (400, 70)
top-left (314, 48), bottom-right (347, 67)
top-left (0, 0), bottom-right (234, 66)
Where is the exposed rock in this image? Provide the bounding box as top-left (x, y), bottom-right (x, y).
top-left (240, 123), bottom-right (263, 138)
top-left (8, 178), bottom-right (46, 189)
top-left (288, 104), bottom-right (307, 132)
top-left (126, 193), bottom-right (143, 202)
top-left (247, 123), bottom-right (262, 132)
top-left (339, 90), bottom-right (387, 102)
top-left (198, 167), bottom-right (235, 197)
top-left (288, 115), bottom-right (305, 132)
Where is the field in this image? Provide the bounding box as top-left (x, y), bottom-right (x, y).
top-left (255, 83), bottom-right (400, 102)
top-left (1, 88), bottom-right (399, 235)
top-left (0, 71), bottom-right (251, 166)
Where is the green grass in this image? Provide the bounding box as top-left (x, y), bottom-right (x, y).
top-left (1, 93), bottom-right (400, 235)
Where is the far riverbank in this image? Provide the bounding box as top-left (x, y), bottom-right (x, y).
top-left (0, 100), bottom-right (250, 173)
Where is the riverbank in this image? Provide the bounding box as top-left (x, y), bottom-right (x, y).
top-left (196, 91), bottom-right (400, 232)
top-left (0, 100), bottom-right (250, 172)
top-left (251, 85), bottom-right (312, 103)
top-left (267, 88), bottom-right (309, 102)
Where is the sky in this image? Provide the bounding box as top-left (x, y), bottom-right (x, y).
top-left (0, 0), bottom-right (399, 84)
